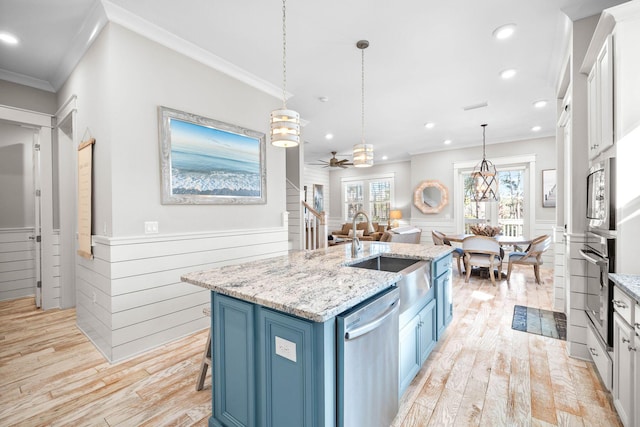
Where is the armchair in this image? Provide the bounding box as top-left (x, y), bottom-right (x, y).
top-left (506, 235), bottom-right (551, 284)
top-left (462, 235), bottom-right (503, 286)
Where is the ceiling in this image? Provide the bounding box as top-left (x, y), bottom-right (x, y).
top-left (0, 0), bottom-right (627, 165)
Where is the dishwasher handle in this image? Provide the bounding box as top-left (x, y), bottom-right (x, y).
top-left (344, 302), bottom-right (398, 341)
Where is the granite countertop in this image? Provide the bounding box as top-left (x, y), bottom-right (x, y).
top-left (181, 241), bottom-right (452, 322)
top-left (610, 273), bottom-right (640, 304)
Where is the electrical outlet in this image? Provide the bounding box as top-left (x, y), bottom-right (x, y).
top-left (275, 336), bottom-right (296, 362)
top-left (144, 221), bottom-right (159, 234)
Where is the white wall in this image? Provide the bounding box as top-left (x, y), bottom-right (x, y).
top-left (0, 80), bottom-right (57, 115)
top-left (0, 122), bottom-right (35, 228)
top-left (410, 136), bottom-right (556, 224)
top-left (56, 23), bottom-right (289, 362)
top-left (328, 161), bottom-right (412, 229)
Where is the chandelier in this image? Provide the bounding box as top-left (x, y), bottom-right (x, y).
top-left (270, 0), bottom-right (300, 147)
top-left (471, 124), bottom-right (498, 201)
top-left (353, 40), bottom-right (374, 167)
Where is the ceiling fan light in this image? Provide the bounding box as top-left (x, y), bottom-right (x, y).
top-left (270, 109), bottom-right (300, 147)
top-left (353, 143), bottom-right (374, 167)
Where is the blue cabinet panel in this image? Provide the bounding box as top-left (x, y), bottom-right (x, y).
top-left (434, 254), bottom-right (453, 339)
top-left (257, 307), bottom-right (314, 427)
top-left (212, 293), bottom-right (255, 427)
top-left (399, 314), bottom-right (420, 396)
top-left (419, 299), bottom-right (437, 364)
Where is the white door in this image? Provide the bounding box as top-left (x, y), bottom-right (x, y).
top-left (32, 131), bottom-right (43, 307)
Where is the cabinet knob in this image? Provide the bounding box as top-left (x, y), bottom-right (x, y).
top-left (635, 322), bottom-right (640, 330)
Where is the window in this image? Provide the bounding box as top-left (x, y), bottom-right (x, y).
top-left (343, 174), bottom-right (394, 222)
top-left (454, 155), bottom-right (536, 238)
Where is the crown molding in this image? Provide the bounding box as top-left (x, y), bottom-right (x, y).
top-left (0, 68), bottom-right (55, 92)
top-left (101, 0), bottom-right (285, 100)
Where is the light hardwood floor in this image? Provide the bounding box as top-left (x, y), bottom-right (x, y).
top-left (0, 265), bottom-right (622, 426)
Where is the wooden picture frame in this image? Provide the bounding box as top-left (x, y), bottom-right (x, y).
top-left (158, 106), bottom-right (266, 204)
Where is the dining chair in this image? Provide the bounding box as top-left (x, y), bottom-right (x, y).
top-left (432, 230), bottom-right (463, 275)
top-left (506, 234), bottom-right (552, 285)
top-left (462, 235), bottom-right (503, 286)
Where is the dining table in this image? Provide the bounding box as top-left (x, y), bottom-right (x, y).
top-left (443, 233), bottom-right (533, 280)
top-left (443, 233), bottom-right (532, 249)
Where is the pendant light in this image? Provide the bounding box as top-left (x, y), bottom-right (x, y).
top-left (270, 0), bottom-right (300, 147)
top-left (471, 124), bottom-right (499, 201)
top-left (353, 40), bottom-right (374, 167)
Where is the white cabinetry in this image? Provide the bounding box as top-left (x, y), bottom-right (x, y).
top-left (612, 287), bottom-right (636, 427)
top-left (635, 302), bottom-right (640, 427)
top-left (587, 35), bottom-right (614, 160)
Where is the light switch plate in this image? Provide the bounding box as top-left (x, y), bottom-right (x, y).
top-left (275, 336), bottom-right (296, 363)
top-left (144, 221), bottom-right (159, 234)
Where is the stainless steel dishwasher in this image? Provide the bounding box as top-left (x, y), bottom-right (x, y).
top-left (337, 286), bottom-right (400, 427)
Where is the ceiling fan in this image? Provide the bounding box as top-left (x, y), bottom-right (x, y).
top-left (311, 151), bottom-right (354, 168)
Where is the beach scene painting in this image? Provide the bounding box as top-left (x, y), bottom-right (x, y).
top-left (159, 107), bottom-right (266, 204)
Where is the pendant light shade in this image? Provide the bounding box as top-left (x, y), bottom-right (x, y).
top-left (353, 143), bottom-right (374, 167)
top-left (353, 40), bottom-right (374, 167)
top-left (270, 0), bottom-right (300, 148)
top-left (472, 124), bottom-right (499, 202)
top-left (270, 109), bottom-right (300, 147)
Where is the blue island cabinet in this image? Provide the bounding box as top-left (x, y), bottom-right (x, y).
top-left (211, 292), bottom-right (336, 427)
top-left (433, 254), bottom-right (453, 338)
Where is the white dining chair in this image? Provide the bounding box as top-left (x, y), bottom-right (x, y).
top-left (506, 234), bottom-right (551, 285)
top-left (462, 235), bottom-right (503, 286)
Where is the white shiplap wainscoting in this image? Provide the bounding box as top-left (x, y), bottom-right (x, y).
top-left (553, 227), bottom-right (566, 312)
top-left (52, 230), bottom-right (61, 306)
top-left (76, 227), bottom-right (288, 363)
top-left (564, 232), bottom-right (589, 359)
top-left (0, 228), bottom-right (36, 301)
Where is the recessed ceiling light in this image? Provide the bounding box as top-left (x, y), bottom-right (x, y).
top-left (531, 125), bottom-right (541, 132)
top-left (318, 96), bottom-right (329, 102)
top-left (444, 139), bottom-right (452, 145)
top-left (500, 69), bottom-right (517, 79)
top-left (424, 122), bottom-right (435, 129)
top-left (533, 100), bottom-right (547, 108)
top-left (0, 32), bottom-right (19, 45)
top-left (382, 155), bottom-right (388, 160)
top-left (493, 24), bottom-right (516, 40)
top-left (325, 133), bottom-right (333, 140)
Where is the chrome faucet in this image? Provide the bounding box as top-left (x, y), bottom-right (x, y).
top-left (351, 210), bottom-right (375, 257)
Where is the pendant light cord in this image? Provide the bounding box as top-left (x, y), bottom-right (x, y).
top-left (482, 124), bottom-right (487, 160)
top-left (281, 0), bottom-right (287, 109)
top-left (361, 44), bottom-right (365, 143)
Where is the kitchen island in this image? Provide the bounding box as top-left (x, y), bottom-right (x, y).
top-left (182, 241), bottom-right (453, 427)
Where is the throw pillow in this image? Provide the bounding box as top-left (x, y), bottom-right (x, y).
top-left (348, 229), bottom-right (364, 238)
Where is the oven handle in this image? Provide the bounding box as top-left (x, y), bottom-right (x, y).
top-left (579, 249), bottom-right (607, 268)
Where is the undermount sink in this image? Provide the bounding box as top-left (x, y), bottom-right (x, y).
top-left (348, 255), bottom-right (431, 321)
top-left (348, 255), bottom-right (422, 273)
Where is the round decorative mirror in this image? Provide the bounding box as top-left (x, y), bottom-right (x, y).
top-left (413, 180), bottom-right (449, 214)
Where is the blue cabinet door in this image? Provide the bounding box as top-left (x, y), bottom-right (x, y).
top-left (212, 293), bottom-right (255, 427)
top-left (257, 307), bottom-right (314, 427)
top-left (418, 299), bottom-right (437, 364)
top-left (399, 314), bottom-right (420, 397)
top-left (434, 254), bottom-right (453, 339)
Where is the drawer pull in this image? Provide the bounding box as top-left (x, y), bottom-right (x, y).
top-left (635, 322), bottom-right (640, 330)
top-left (611, 299), bottom-right (628, 309)
top-left (589, 347), bottom-right (598, 357)
top-left (622, 337), bottom-right (631, 344)
top-left (629, 346), bottom-right (637, 352)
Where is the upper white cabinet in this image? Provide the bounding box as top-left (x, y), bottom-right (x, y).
top-left (586, 35), bottom-right (614, 160)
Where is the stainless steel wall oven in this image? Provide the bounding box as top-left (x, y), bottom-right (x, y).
top-left (579, 231), bottom-right (616, 348)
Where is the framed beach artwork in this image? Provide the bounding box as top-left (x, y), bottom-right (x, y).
top-left (158, 106), bottom-right (266, 204)
top-left (313, 184), bottom-right (324, 213)
top-left (542, 169), bottom-right (557, 208)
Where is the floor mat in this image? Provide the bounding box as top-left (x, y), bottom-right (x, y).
top-left (511, 305), bottom-right (567, 340)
